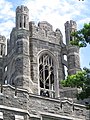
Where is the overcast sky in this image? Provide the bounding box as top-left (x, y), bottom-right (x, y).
top-left (0, 0), bottom-right (90, 69)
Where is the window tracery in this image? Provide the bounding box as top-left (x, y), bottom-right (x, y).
top-left (39, 54), bottom-right (55, 98)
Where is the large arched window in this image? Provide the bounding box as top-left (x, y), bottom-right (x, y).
top-left (39, 53), bottom-right (55, 98)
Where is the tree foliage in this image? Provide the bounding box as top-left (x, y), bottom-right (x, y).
top-left (61, 71), bottom-right (86, 88)
top-left (71, 23), bottom-right (90, 47)
top-left (61, 68), bottom-right (90, 109)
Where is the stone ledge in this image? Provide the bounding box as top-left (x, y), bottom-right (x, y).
top-left (0, 104), bottom-right (40, 119)
top-left (40, 111), bottom-right (85, 120)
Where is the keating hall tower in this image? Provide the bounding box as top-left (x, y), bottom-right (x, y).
top-left (0, 5), bottom-right (89, 120)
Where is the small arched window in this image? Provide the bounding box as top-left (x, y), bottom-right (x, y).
top-left (24, 16), bottom-right (26, 28)
top-left (1, 44), bottom-right (3, 55)
top-left (39, 54), bottom-right (55, 98)
top-left (20, 16), bottom-right (22, 28)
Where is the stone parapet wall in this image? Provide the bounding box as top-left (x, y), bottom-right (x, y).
top-left (0, 85), bottom-right (89, 120)
top-left (29, 21), bottom-right (63, 45)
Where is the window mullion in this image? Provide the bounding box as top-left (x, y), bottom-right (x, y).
top-left (49, 70), bottom-right (51, 97)
top-left (48, 57), bottom-right (51, 92)
top-left (43, 55), bottom-right (45, 89)
top-left (51, 58), bottom-right (52, 66)
top-left (43, 65), bottom-right (45, 89)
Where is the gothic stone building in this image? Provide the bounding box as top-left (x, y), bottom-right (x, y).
top-left (0, 5), bottom-right (89, 120)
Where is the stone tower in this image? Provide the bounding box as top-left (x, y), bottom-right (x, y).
top-left (0, 35), bottom-right (6, 84)
top-left (65, 20), bottom-right (80, 75)
top-left (4, 6), bottom-right (81, 97)
top-left (6, 5), bottom-right (31, 91)
top-left (2, 6), bottom-right (81, 96)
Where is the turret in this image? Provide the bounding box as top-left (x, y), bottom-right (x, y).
top-left (65, 20), bottom-right (80, 75)
top-left (15, 6), bottom-right (30, 91)
top-left (16, 5), bottom-right (29, 30)
top-left (0, 35), bottom-right (6, 83)
top-left (7, 6), bottom-right (31, 92)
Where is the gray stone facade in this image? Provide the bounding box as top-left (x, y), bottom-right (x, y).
top-left (0, 5), bottom-right (89, 120)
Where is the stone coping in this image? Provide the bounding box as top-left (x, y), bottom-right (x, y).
top-left (0, 104), bottom-right (40, 119)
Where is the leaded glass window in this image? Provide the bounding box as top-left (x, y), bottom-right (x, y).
top-left (39, 54), bottom-right (55, 98)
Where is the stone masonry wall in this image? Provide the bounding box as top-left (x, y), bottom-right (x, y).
top-left (0, 85), bottom-right (89, 120)
top-left (29, 21), bottom-right (63, 45)
top-left (29, 38), bottom-right (64, 83)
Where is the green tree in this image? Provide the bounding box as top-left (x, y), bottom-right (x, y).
top-left (71, 23), bottom-right (90, 47)
top-left (61, 68), bottom-right (90, 109)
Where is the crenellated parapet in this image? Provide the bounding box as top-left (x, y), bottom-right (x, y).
top-left (65, 20), bottom-right (77, 45)
top-left (0, 35), bottom-right (6, 43)
top-left (69, 20), bottom-right (77, 30)
top-left (16, 5), bottom-right (29, 14)
top-left (38, 21), bottom-right (53, 31)
top-left (29, 21), bottom-right (63, 45)
top-left (16, 5), bottom-right (29, 30)
top-left (65, 20), bottom-right (77, 29)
